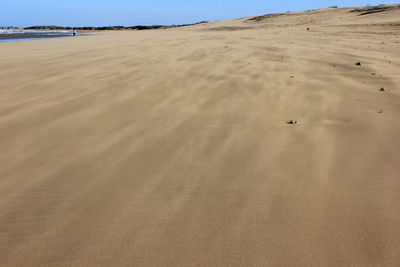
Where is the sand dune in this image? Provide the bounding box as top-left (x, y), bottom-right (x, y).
top-left (0, 5), bottom-right (399, 266)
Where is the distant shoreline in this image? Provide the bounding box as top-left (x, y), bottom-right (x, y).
top-left (22, 21), bottom-right (208, 31)
top-left (0, 20), bottom-right (209, 42)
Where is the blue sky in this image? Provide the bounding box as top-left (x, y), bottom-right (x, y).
top-left (1, 0), bottom-right (398, 27)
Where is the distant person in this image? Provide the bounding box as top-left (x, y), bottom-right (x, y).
top-left (72, 29), bottom-right (76, 36)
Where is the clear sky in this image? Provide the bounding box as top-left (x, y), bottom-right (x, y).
top-left (1, 0), bottom-right (398, 27)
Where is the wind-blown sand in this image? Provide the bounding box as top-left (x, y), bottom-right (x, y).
top-left (0, 5), bottom-right (399, 266)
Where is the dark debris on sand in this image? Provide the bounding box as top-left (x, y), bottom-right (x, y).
top-left (350, 5), bottom-right (400, 16)
top-left (248, 13), bottom-right (286, 22)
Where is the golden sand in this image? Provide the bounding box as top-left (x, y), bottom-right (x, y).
top-left (0, 5), bottom-right (399, 266)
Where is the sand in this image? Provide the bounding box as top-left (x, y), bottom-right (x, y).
top-left (0, 5), bottom-right (399, 266)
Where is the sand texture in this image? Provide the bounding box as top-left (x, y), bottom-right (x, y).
top-left (0, 5), bottom-right (399, 266)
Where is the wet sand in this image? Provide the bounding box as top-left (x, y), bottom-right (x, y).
top-left (0, 5), bottom-right (399, 266)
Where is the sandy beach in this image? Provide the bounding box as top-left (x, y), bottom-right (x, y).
top-left (0, 5), bottom-right (399, 266)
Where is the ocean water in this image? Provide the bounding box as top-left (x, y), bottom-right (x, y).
top-left (0, 30), bottom-right (76, 42)
top-left (0, 37), bottom-right (65, 43)
top-left (0, 29), bottom-right (72, 35)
